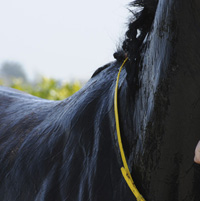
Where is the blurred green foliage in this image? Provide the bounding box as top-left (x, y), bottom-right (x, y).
top-left (0, 61), bottom-right (83, 100)
top-left (6, 77), bottom-right (82, 100)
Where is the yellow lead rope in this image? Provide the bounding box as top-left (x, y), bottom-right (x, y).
top-left (114, 58), bottom-right (145, 201)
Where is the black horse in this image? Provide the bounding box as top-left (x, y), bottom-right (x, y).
top-left (0, 0), bottom-right (200, 200)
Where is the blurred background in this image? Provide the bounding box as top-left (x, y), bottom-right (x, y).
top-left (0, 0), bottom-right (131, 99)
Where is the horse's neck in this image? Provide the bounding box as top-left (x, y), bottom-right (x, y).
top-left (130, 0), bottom-right (200, 200)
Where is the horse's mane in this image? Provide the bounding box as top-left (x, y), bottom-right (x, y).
top-left (1, 1), bottom-right (200, 200)
top-left (113, 0), bottom-right (158, 93)
top-left (114, 0), bottom-right (158, 62)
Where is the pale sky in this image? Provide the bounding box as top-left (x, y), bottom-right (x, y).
top-left (0, 0), bottom-right (131, 81)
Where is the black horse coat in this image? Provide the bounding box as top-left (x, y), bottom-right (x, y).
top-left (1, 0), bottom-right (200, 200)
top-left (0, 64), bottom-right (134, 201)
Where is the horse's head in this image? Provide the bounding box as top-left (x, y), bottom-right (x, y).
top-left (110, 0), bottom-right (200, 200)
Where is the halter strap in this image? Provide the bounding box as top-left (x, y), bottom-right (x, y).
top-left (114, 58), bottom-right (145, 201)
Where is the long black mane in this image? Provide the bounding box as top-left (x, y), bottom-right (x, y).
top-left (113, 0), bottom-right (158, 97)
top-left (1, 0), bottom-right (200, 200)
